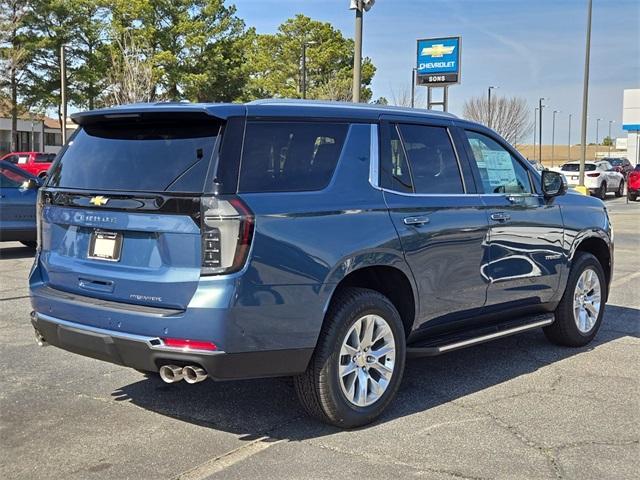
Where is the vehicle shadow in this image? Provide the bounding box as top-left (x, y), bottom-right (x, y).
top-left (112, 304), bottom-right (639, 440)
top-left (0, 245), bottom-right (36, 260)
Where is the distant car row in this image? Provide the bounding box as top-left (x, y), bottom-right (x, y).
top-left (0, 160), bottom-right (42, 246)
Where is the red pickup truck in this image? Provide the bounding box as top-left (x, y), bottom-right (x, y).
top-left (0, 151), bottom-right (56, 179)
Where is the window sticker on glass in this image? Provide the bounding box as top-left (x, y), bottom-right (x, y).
top-left (482, 151), bottom-right (515, 187)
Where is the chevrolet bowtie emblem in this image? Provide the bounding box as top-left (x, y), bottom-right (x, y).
top-left (89, 196), bottom-right (109, 206)
top-left (422, 44), bottom-right (455, 58)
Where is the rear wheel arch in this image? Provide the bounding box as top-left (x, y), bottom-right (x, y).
top-left (324, 265), bottom-right (417, 339)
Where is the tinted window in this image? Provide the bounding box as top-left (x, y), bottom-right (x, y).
top-left (382, 125), bottom-right (413, 192)
top-left (0, 165), bottom-right (29, 188)
top-left (464, 131), bottom-right (532, 194)
top-left (4, 155), bottom-right (18, 164)
top-left (47, 122), bottom-right (219, 192)
top-left (35, 153), bottom-right (55, 163)
top-left (397, 124), bottom-right (463, 194)
top-left (239, 121), bottom-right (348, 193)
top-left (561, 163), bottom-right (596, 172)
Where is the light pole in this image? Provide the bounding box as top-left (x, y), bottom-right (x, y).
top-left (551, 110), bottom-right (559, 167)
top-left (595, 117), bottom-right (602, 159)
top-left (568, 113), bottom-right (572, 161)
top-left (578, 0), bottom-right (592, 189)
top-left (60, 44), bottom-right (67, 145)
top-left (411, 68), bottom-right (416, 108)
top-left (487, 86), bottom-right (497, 128)
top-left (301, 41), bottom-right (317, 99)
top-left (533, 107), bottom-right (538, 159)
top-left (350, 0), bottom-right (375, 103)
top-left (608, 120), bottom-right (615, 155)
top-left (538, 97), bottom-right (545, 163)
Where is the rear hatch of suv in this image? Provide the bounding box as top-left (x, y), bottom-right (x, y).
top-left (37, 109), bottom-right (248, 311)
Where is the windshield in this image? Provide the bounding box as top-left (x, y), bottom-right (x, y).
top-left (47, 121), bottom-right (219, 192)
top-left (561, 163), bottom-right (596, 172)
top-left (608, 159), bottom-right (623, 166)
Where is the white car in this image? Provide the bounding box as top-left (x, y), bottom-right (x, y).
top-left (559, 161), bottom-right (625, 199)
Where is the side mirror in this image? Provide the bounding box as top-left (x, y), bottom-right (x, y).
top-left (20, 178), bottom-right (40, 191)
top-left (541, 170), bottom-right (567, 198)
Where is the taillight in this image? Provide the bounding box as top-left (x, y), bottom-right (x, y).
top-left (586, 172), bottom-right (600, 178)
top-left (200, 196), bottom-right (254, 275)
top-left (36, 190), bottom-right (44, 251)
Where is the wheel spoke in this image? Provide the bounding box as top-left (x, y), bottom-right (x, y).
top-left (371, 361), bottom-right (393, 380)
top-left (361, 316), bottom-right (375, 348)
top-left (339, 362), bottom-right (358, 378)
top-left (356, 369), bottom-right (369, 406)
top-left (371, 345), bottom-right (394, 360)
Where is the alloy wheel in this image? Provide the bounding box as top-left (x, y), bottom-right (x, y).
top-left (573, 268), bottom-right (601, 333)
top-left (338, 314), bottom-right (396, 407)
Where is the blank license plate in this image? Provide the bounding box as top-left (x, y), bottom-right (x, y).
top-left (88, 231), bottom-right (123, 262)
top-left (571, 176), bottom-right (579, 180)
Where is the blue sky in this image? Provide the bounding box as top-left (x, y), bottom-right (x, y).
top-left (235, 0), bottom-right (640, 143)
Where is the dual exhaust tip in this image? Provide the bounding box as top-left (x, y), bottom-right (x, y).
top-left (159, 365), bottom-right (208, 384)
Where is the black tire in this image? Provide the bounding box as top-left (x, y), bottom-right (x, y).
top-left (630, 193), bottom-right (638, 202)
top-left (20, 241), bottom-right (37, 249)
top-left (615, 179), bottom-right (624, 197)
top-left (598, 182), bottom-right (607, 200)
top-left (294, 287), bottom-right (406, 428)
top-left (544, 252), bottom-right (606, 347)
top-left (38, 172), bottom-right (48, 180)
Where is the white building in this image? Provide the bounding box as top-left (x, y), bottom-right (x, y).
top-left (622, 89), bottom-right (640, 165)
top-left (0, 116), bottom-right (75, 156)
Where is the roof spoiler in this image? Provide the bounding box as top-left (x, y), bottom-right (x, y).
top-left (71, 103), bottom-right (246, 126)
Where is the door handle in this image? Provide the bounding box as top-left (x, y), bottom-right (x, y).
top-left (403, 216), bottom-right (430, 226)
top-left (490, 212), bottom-right (511, 222)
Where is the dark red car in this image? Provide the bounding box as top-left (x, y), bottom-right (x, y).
top-left (628, 164), bottom-right (640, 201)
top-left (604, 157), bottom-right (634, 177)
top-left (0, 151), bottom-right (56, 179)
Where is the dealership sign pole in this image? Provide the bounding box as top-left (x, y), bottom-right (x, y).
top-left (416, 36), bottom-right (461, 112)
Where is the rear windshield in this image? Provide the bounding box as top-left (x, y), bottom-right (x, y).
top-left (239, 121), bottom-right (348, 193)
top-left (608, 159), bottom-right (623, 166)
top-left (561, 163), bottom-right (595, 172)
top-left (47, 121), bottom-right (219, 192)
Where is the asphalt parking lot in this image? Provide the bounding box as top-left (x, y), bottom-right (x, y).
top-left (1, 196), bottom-right (638, 480)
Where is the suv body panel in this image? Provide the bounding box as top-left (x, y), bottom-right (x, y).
top-left (29, 101), bottom-right (613, 380)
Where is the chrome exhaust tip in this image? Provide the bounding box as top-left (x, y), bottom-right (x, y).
top-left (182, 365), bottom-right (208, 384)
top-left (159, 365), bottom-right (184, 383)
top-left (34, 329), bottom-right (48, 347)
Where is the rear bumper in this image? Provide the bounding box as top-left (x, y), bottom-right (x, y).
top-left (31, 312), bottom-right (312, 380)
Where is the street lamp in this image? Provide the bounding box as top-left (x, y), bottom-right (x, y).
top-left (568, 113), bottom-right (573, 161)
top-left (538, 97), bottom-right (546, 163)
top-left (301, 40), bottom-right (317, 99)
top-left (551, 110), bottom-right (560, 167)
top-left (411, 68), bottom-right (417, 108)
top-left (608, 120), bottom-right (615, 155)
top-left (533, 107), bottom-right (538, 159)
top-left (595, 117), bottom-right (602, 159)
top-left (487, 86), bottom-right (498, 128)
top-left (350, 0), bottom-right (375, 103)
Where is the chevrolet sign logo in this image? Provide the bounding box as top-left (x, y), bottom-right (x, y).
top-left (89, 196), bottom-right (109, 206)
top-left (422, 44), bottom-right (455, 58)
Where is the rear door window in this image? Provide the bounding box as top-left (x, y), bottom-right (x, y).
top-left (35, 153), bottom-right (55, 163)
top-left (47, 121), bottom-right (219, 192)
top-left (396, 124), bottom-right (464, 194)
top-left (239, 121), bottom-right (348, 192)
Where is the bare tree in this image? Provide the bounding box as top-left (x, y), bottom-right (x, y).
top-left (0, 0), bottom-right (30, 152)
top-left (463, 95), bottom-right (533, 145)
top-left (106, 34), bottom-right (153, 105)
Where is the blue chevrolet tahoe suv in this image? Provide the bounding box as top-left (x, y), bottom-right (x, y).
top-left (29, 100), bottom-right (613, 428)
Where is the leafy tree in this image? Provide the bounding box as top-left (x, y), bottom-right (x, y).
top-left (602, 136), bottom-right (613, 147)
top-left (107, 0), bottom-right (250, 102)
top-left (0, 0), bottom-right (31, 151)
top-left (243, 14), bottom-right (376, 102)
